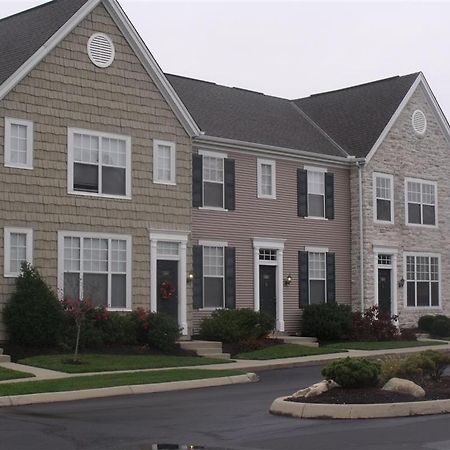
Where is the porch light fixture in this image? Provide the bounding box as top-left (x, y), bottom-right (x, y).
top-left (284, 274), bottom-right (293, 286)
top-left (398, 278), bottom-right (405, 288)
top-left (187, 272), bottom-right (194, 283)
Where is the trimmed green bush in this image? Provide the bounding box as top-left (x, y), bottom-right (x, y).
top-left (322, 357), bottom-right (381, 388)
top-left (199, 309), bottom-right (275, 343)
top-left (418, 315), bottom-right (437, 333)
top-left (147, 313), bottom-right (181, 353)
top-left (301, 303), bottom-right (352, 341)
top-left (431, 317), bottom-right (450, 338)
top-left (3, 263), bottom-right (64, 347)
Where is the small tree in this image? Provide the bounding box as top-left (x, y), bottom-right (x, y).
top-left (62, 298), bottom-right (94, 362)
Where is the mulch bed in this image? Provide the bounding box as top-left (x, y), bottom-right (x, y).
top-left (222, 337), bottom-right (283, 357)
top-left (287, 377), bottom-right (450, 404)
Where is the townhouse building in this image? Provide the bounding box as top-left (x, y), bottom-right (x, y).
top-left (0, 0), bottom-right (449, 340)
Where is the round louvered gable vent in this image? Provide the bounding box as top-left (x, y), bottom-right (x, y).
top-left (87, 33), bottom-right (115, 68)
top-left (412, 110), bottom-right (427, 135)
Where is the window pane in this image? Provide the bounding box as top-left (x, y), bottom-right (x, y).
top-left (157, 145), bottom-right (172, 182)
top-left (64, 237), bottom-right (80, 272)
top-left (308, 171), bottom-right (324, 195)
top-left (9, 232), bottom-right (27, 274)
top-left (203, 247), bottom-right (224, 277)
top-left (376, 176), bottom-right (391, 200)
top-left (417, 282), bottom-right (430, 306)
top-left (408, 203), bottom-right (421, 224)
top-left (83, 273), bottom-right (108, 307)
top-left (74, 163), bottom-right (98, 192)
top-left (83, 238), bottom-right (108, 272)
top-left (422, 184), bottom-right (435, 205)
top-left (309, 252), bottom-right (326, 279)
top-left (407, 282), bottom-right (416, 306)
top-left (64, 273), bottom-right (80, 300)
top-left (102, 138), bottom-right (126, 167)
top-left (407, 182), bottom-right (421, 203)
top-left (308, 194), bottom-right (324, 217)
top-left (203, 156), bottom-right (223, 182)
top-left (310, 280), bottom-right (326, 304)
top-left (423, 205), bottom-right (435, 225)
top-left (157, 241), bottom-right (179, 258)
top-left (431, 283), bottom-right (439, 306)
top-left (10, 124), bottom-right (28, 165)
top-left (102, 166), bottom-right (126, 196)
top-left (376, 199), bottom-right (391, 221)
top-left (74, 133), bottom-right (99, 163)
top-left (111, 274), bottom-right (127, 308)
top-left (260, 163), bottom-right (273, 196)
top-left (204, 181), bottom-right (223, 208)
top-left (111, 239), bottom-right (127, 272)
top-left (204, 277), bottom-right (224, 308)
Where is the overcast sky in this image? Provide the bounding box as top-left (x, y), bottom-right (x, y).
top-left (2, 0), bottom-right (450, 117)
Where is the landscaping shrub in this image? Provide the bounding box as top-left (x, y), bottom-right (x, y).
top-left (99, 312), bottom-right (139, 346)
top-left (301, 303), bottom-right (352, 341)
top-left (3, 263), bottom-right (64, 347)
top-left (147, 313), bottom-right (181, 353)
top-left (199, 309), bottom-right (275, 344)
top-left (400, 327), bottom-right (417, 341)
top-left (351, 306), bottom-right (399, 341)
top-left (321, 357), bottom-right (381, 388)
top-left (418, 315), bottom-right (437, 333)
top-left (430, 316), bottom-right (450, 338)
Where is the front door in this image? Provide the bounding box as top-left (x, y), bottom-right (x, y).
top-left (378, 268), bottom-right (392, 316)
top-left (157, 260), bottom-right (178, 321)
top-left (260, 265), bottom-right (276, 320)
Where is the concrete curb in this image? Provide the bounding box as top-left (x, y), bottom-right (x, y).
top-left (269, 395), bottom-right (450, 419)
top-left (0, 372), bottom-right (258, 408)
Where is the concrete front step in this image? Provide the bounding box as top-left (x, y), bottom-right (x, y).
top-left (0, 354), bottom-right (11, 363)
top-left (199, 352), bottom-right (231, 360)
top-left (279, 336), bottom-right (319, 348)
top-left (178, 341), bottom-right (223, 351)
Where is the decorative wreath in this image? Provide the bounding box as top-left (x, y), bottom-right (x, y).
top-left (160, 280), bottom-right (176, 300)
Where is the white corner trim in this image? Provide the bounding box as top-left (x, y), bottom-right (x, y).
top-left (198, 149), bottom-right (227, 159)
top-left (4, 227), bottom-right (33, 278)
top-left (198, 240), bottom-right (228, 247)
top-left (304, 165), bottom-right (328, 173)
top-left (4, 117), bottom-right (34, 170)
top-left (153, 139), bottom-right (176, 185)
top-left (304, 246), bottom-right (329, 253)
top-left (253, 238), bottom-right (286, 250)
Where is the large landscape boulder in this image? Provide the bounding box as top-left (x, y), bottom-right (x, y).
top-left (382, 377), bottom-right (425, 398)
top-left (291, 380), bottom-right (339, 399)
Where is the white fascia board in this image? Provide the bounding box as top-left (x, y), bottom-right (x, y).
top-left (0, 0), bottom-right (101, 101)
top-left (104, 0), bottom-right (201, 137)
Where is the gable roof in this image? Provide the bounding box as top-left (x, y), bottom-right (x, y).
top-left (0, 0), bottom-right (200, 136)
top-left (294, 73), bottom-right (420, 158)
top-left (166, 74), bottom-right (345, 158)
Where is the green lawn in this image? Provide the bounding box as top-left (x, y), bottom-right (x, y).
top-left (0, 367), bottom-right (34, 381)
top-left (235, 344), bottom-right (344, 360)
top-left (0, 369), bottom-right (244, 397)
top-left (323, 340), bottom-right (449, 351)
top-left (19, 354), bottom-right (231, 374)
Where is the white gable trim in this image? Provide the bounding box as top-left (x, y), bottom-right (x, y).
top-left (0, 0), bottom-right (200, 138)
top-left (366, 73), bottom-right (450, 163)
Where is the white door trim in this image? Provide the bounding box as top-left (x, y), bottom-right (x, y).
top-left (253, 238), bottom-right (286, 331)
top-left (373, 248), bottom-right (398, 317)
top-left (150, 231), bottom-right (189, 335)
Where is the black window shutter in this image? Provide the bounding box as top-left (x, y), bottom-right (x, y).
top-left (193, 245), bottom-right (203, 309)
top-left (192, 154), bottom-right (203, 208)
top-left (297, 169), bottom-right (308, 217)
top-left (299, 251), bottom-right (309, 307)
top-left (325, 172), bottom-right (335, 220)
top-left (326, 252), bottom-right (336, 303)
top-left (224, 158), bottom-right (235, 210)
top-left (225, 247), bottom-right (236, 309)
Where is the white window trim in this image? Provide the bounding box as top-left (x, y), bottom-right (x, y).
top-left (305, 246), bottom-right (329, 253)
top-left (67, 128), bottom-right (132, 200)
top-left (403, 252), bottom-right (441, 309)
top-left (4, 227), bottom-right (33, 277)
top-left (404, 177), bottom-right (438, 228)
top-left (257, 158), bottom-right (276, 199)
top-left (198, 149), bottom-right (227, 211)
top-left (198, 240), bottom-right (228, 247)
top-left (201, 244), bottom-right (226, 310)
top-left (303, 165), bottom-right (328, 173)
top-left (153, 139), bottom-right (176, 185)
top-left (373, 172), bottom-right (394, 225)
top-left (4, 117), bottom-right (33, 170)
top-left (305, 167), bottom-right (327, 219)
top-left (253, 237), bottom-right (286, 331)
top-left (57, 231), bottom-right (132, 311)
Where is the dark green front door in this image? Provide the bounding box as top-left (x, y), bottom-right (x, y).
top-left (378, 268), bottom-right (392, 316)
top-left (157, 260), bottom-right (178, 321)
top-left (260, 265), bottom-right (276, 320)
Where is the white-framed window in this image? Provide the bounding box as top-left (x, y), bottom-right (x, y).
top-left (153, 140), bottom-right (176, 185)
top-left (405, 178), bottom-right (437, 226)
top-left (307, 168), bottom-right (326, 218)
top-left (308, 251), bottom-right (326, 304)
top-left (405, 253), bottom-right (440, 308)
top-left (4, 118), bottom-right (33, 169)
top-left (58, 232), bottom-right (131, 310)
top-left (200, 150), bottom-right (225, 208)
top-left (67, 128), bottom-right (131, 198)
top-left (257, 159), bottom-right (276, 199)
top-left (373, 173), bottom-right (394, 223)
top-left (4, 228), bottom-right (33, 277)
top-left (203, 245), bottom-right (225, 308)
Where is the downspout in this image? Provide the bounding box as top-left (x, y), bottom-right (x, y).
top-left (357, 160), bottom-right (366, 312)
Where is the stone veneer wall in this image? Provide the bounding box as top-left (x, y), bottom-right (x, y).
top-left (351, 84), bottom-right (450, 326)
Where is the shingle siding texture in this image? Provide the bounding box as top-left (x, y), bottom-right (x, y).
top-left (192, 151), bottom-right (351, 334)
top-left (351, 84), bottom-right (450, 326)
top-left (0, 4), bottom-right (192, 338)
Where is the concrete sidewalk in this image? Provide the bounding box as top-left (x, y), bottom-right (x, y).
top-left (0, 340), bottom-right (448, 384)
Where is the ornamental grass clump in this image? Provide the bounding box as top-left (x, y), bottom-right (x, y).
top-left (322, 357), bottom-right (381, 388)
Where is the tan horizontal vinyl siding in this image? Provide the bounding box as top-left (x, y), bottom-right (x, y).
top-left (192, 150), bottom-right (351, 334)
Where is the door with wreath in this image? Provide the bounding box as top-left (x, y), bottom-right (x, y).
top-left (157, 260), bottom-right (179, 321)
